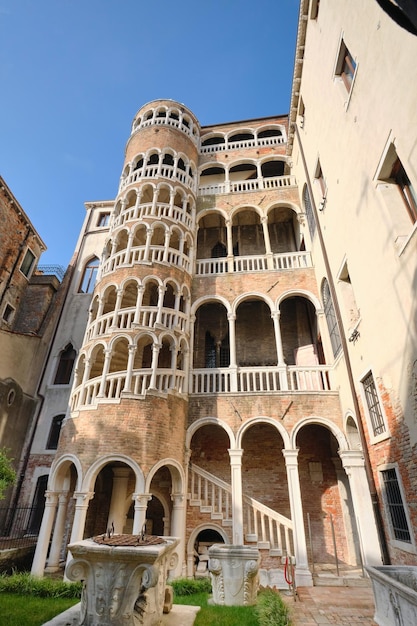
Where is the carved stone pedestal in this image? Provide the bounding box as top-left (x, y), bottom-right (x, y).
top-left (208, 544), bottom-right (260, 606)
top-left (65, 535), bottom-right (179, 626)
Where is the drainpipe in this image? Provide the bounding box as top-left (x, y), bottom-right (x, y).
top-left (293, 123), bottom-right (390, 565)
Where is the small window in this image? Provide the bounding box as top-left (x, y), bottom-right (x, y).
top-left (20, 248), bottom-right (36, 278)
top-left (322, 278), bottom-right (342, 358)
top-left (2, 303), bottom-right (15, 324)
top-left (335, 39), bottom-right (357, 94)
top-left (298, 97), bottom-right (305, 128)
top-left (310, 0), bottom-right (320, 19)
top-left (79, 256), bottom-right (99, 293)
top-left (380, 466), bottom-right (412, 544)
top-left (97, 213), bottom-right (110, 227)
top-left (361, 371), bottom-right (386, 437)
top-left (338, 259), bottom-right (360, 328)
top-left (53, 343), bottom-right (76, 385)
top-left (46, 414), bottom-right (65, 449)
top-left (314, 159), bottom-right (327, 199)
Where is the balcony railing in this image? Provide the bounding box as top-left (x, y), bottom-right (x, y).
top-left (70, 364), bottom-right (332, 411)
top-left (198, 175), bottom-right (296, 197)
top-left (120, 163), bottom-right (196, 193)
top-left (200, 135), bottom-right (285, 154)
top-left (195, 251), bottom-right (312, 275)
top-left (112, 202), bottom-right (194, 231)
top-left (101, 245), bottom-right (191, 276)
top-left (85, 307), bottom-right (188, 342)
top-left (70, 369), bottom-right (186, 410)
top-left (191, 365), bottom-right (332, 394)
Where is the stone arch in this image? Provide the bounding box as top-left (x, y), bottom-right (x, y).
top-left (291, 416), bottom-right (349, 452)
top-left (186, 417), bottom-right (236, 450)
top-left (82, 454), bottom-right (145, 494)
top-left (276, 289), bottom-right (322, 311)
top-left (186, 523), bottom-right (230, 577)
top-left (232, 291), bottom-right (275, 316)
top-left (49, 454), bottom-right (83, 492)
top-left (236, 416), bottom-right (290, 449)
top-left (145, 458), bottom-right (185, 494)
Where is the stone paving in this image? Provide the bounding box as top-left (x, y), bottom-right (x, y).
top-left (281, 585), bottom-right (378, 626)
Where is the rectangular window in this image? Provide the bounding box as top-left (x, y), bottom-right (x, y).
top-left (381, 467), bottom-right (412, 543)
top-left (20, 248), bottom-right (36, 278)
top-left (335, 40), bottom-right (357, 94)
top-left (97, 212), bottom-right (110, 227)
top-left (2, 303), bottom-right (15, 324)
top-left (315, 159), bottom-right (327, 205)
top-left (310, 0), bottom-right (320, 19)
top-left (362, 372), bottom-right (386, 437)
top-left (390, 157), bottom-right (417, 224)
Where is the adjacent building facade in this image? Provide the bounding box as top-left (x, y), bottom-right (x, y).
top-left (4, 0), bottom-right (416, 586)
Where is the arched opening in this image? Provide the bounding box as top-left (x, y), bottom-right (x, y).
top-left (236, 299), bottom-right (276, 366)
top-left (196, 213), bottom-right (227, 260)
top-left (280, 296), bottom-right (324, 366)
top-left (84, 462), bottom-right (136, 537)
top-left (232, 209), bottom-right (264, 256)
top-left (267, 206), bottom-right (299, 253)
top-left (261, 160), bottom-right (286, 178)
top-left (296, 424), bottom-right (360, 569)
top-left (194, 528), bottom-right (225, 577)
top-left (193, 303), bottom-right (229, 368)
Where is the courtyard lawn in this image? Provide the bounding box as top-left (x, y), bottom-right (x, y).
top-left (0, 593), bottom-right (79, 626)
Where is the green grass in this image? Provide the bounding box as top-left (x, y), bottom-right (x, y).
top-left (0, 572), bottom-right (82, 626)
top-left (0, 593), bottom-right (79, 626)
top-left (171, 578), bottom-right (291, 626)
top-left (0, 573), bottom-right (291, 626)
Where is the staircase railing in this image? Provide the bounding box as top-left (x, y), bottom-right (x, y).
top-left (190, 464), bottom-right (293, 555)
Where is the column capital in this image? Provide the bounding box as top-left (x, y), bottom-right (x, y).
top-left (338, 449), bottom-right (365, 469)
top-left (282, 448), bottom-right (299, 465)
top-left (171, 493), bottom-right (186, 507)
top-left (44, 491), bottom-right (59, 506)
top-left (132, 493), bottom-right (152, 506)
top-left (73, 491), bottom-right (95, 507)
top-left (228, 448), bottom-right (244, 464)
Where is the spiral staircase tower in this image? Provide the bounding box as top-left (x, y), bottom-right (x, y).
top-left (65, 100), bottom-right (199, 534)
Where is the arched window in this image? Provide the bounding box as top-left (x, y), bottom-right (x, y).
top-left (322, 279), bottom-right (342, 357)
top-left (46, 414), bottom-right (65, 449)
top-left (79, 256), bottom-right (99, 293)
top-left (53, 343), bottom-right (76, 384)
top-left (303, 184), bottom-right (316, 239)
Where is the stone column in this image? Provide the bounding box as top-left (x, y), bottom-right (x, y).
top-left (123, 231), bottom-right (134, 264)
top-left (149, 343), bottom-right (161, 389)
top-left (283, 449), bottom-right (313, 587)
top-left (107, 468), bottom-right (131, 534)
top-left (111, 288), bottom-right (124, 329)
top-left (97, 348), bottom-right (112, 398)
top-left (229, 449), bottom-right (244, 545)
top-left (156, 286), bottom-right (166, 325)
top-left (144, 227), bottom-right (153, 261)
top-left (46, 492), bottom-right (69, 571)
top-left (69, 492), bottom-right (95, 545)
top-left (31, 491), bottom-right (58, 577)
top-left (123, 345), bottom-right (137, 392)
top-left (132, 493), bottom-right (152, 534)
top-left (339, 450), bottom-right (383, 566)
top-left (133, 284), bottom-right (145, 325)
top-left (228, 313), bottom-right (238, 392)
top-left (171, 493), bottom-right (186, 577)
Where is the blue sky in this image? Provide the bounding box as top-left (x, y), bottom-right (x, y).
top-left (0, 0), bottom-right (300, 267)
